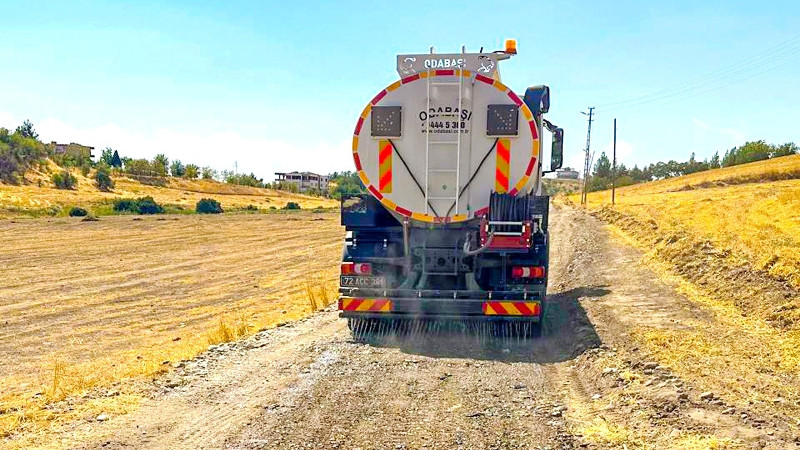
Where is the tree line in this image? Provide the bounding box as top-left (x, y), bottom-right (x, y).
top-left (587, 140), bottom-right (798, 192)
top-left (0, 120), bottom-right (344, 197)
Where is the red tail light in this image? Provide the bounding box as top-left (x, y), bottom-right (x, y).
top-left (511, 266), bottom-right (545, 279)
top-left (341, 262), bottom-right (372, 275)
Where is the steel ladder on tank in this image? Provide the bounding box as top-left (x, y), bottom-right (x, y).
top-left (424, 67), bottom-right (465, 219)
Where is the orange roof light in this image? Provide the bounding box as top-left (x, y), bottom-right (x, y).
top-left (505, 39), bottom-right (517, 54)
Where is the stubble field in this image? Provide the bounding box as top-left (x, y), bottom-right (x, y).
top-left (0, 212), bottom-right (343, 441)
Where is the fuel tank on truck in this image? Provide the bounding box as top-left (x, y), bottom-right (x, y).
top-left (351, 52), bottom-right (542, 226)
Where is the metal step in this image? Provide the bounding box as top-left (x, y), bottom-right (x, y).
top-left (425, 66), bottom-right (465, 216)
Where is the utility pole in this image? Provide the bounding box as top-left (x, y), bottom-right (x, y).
top-left (612, 118), bottom-right (617, 205)
top-left (580, 107), bottom-right (595, 205)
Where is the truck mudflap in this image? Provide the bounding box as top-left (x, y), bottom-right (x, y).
top-left (338, 296), bottom-right (541, 322)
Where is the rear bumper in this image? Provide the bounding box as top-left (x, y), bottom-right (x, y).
top-left (338, 296), bottom-right (541, 321)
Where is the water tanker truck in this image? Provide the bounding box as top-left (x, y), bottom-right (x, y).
top-left (338, 41), bottom-right (564, 338)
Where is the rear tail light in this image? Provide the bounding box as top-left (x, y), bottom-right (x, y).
top-left (511, 266), bottom-right (545, 279)
top-left (341, 262), bottom-right (372, 275)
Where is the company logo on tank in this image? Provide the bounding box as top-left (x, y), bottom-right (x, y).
top-left (423, 58), bottom-right (465, 69)
top-left (418, 106), bottom-right (472, 134)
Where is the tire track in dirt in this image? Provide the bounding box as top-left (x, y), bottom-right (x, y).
top-left (12, 206), bottom-right (798, 448)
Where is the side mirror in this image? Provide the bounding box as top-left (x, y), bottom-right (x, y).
top-left (551, 128), bottom-right (564, 171)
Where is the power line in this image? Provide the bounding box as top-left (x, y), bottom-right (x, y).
top-left (596, 34), bottom-right (800, 111)
top-left (621, 53), bottom-right (800, 111)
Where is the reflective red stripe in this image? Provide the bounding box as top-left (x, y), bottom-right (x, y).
top-left (529, 121), bottom-right (538, 139)
top-left (435, 69), bottom-right (455, 76)
top-left (515, 302), bottom-right (533, 315)
top-left (491, 302), bottom-right (508, 315)
top-left (475, 74), bottom-right (494, 84)
top-left (395, 205), bottom-right (412, 217)
top-left (346, 299), bottom-right (363, 311)
top-left (370, 299), bottom-right (388, 311)
top-left (401, 74), bottom-right (420, 84)
top-left (495, 168), bottom-right (509, 189)
top-left (354, 117), bottom-right (364, 135)
top-left (379, 170), bottom-right (392, 190)
top-left (368, 185), bottom-right (383, 199)
top-left (371, 89), bottom-right (387, 105)
top-left (525, 158), bottom-right (536, 176)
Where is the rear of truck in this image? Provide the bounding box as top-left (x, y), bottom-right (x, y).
top-left (338, 41), bottom-right (563, 337)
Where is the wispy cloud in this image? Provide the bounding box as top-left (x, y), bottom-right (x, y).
top-left (692, 117), bottom-right (746, 143)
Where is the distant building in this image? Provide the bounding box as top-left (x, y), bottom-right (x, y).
top-left (274, 171), bottom-right (329, 193)
top-left (50, 142), bottom-right (94, 160)
top-left (556, 167), bottom-right (580, 179)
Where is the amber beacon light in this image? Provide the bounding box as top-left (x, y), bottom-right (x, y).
top-left (505, 39), bottom-right (517, 54)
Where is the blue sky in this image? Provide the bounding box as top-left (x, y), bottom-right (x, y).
top-left (1, 0), bottom-right (798, 179)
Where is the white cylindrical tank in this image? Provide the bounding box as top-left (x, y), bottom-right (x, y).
top-left (352, 68), bottom-right (540, 225)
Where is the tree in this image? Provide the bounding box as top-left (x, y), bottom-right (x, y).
top-left (125, 158), bottom-right (154, 176)
top-left (15, 120), bottom-right (38, 139)
top-left (327, 171), bottom-right (365, 199)
top-left (95, 163), bottom-right (114, 191)
top-left (111, 150), bottom-right (123, 168)
top-left (709, 151), bottom-right (720, 169)
top-left (772, 142), bottom-right (798, 158)
top-left (184, 164), bottom-right (199, 179)
top-left (201, 167), bottom-right (217, 180)
top-left (52, 170), bottom-right (77, 189)
top-left (593, 152), bottom-right (612, 179)
top-left (723, 141), bottom-right (771, 167)
top-left (152, 154), bottom-right (169, 177)
top-left (170, 160), bottom-right (186, 177)
top-left (615, 163), bottom-right (629, 178)
top-left (100, 147), bottom-right (115, 165)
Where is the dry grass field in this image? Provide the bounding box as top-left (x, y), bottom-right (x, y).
top-left (569, 154), bottom-right (800, 430)
top-left (576, 154), bottom-right (800, 288)
top-left (0, 212), bottom-right (343, 445)
top-left (0, 164), bottom-right (336, 218)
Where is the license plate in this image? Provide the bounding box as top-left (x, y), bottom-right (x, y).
top-left (340, 275), bottom-right (386, 287)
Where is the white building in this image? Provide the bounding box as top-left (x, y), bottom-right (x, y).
top-left (556, 168), bottom-right (580, 179)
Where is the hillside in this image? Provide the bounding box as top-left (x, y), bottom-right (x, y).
top-left (567, 155), bottom-right (800, 437)
top-left (574, 154), bottom-right (800, 289)
top-left (0, 161), bottom-right (336, 217)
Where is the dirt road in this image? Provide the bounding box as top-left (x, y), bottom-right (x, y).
top-left (59, 206), bottom-right (797, 449)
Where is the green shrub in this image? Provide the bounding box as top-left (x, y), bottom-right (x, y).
top-left (196, 198), bottom-right (223, 214)
top-left (112, 198), bottom-right (136, 213)
top-left (51, 170), bottom-right (77, 189)
top-left (112, 196), bottom-right (164, 214)
top-left (69, 206), bottom-right (88, 217)
top-left (284, 202), bottom-right (301, 210)
top-left (136, 196), bottom-right (164, 214)
top-left (95, 164), bottom-right (114, 191)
